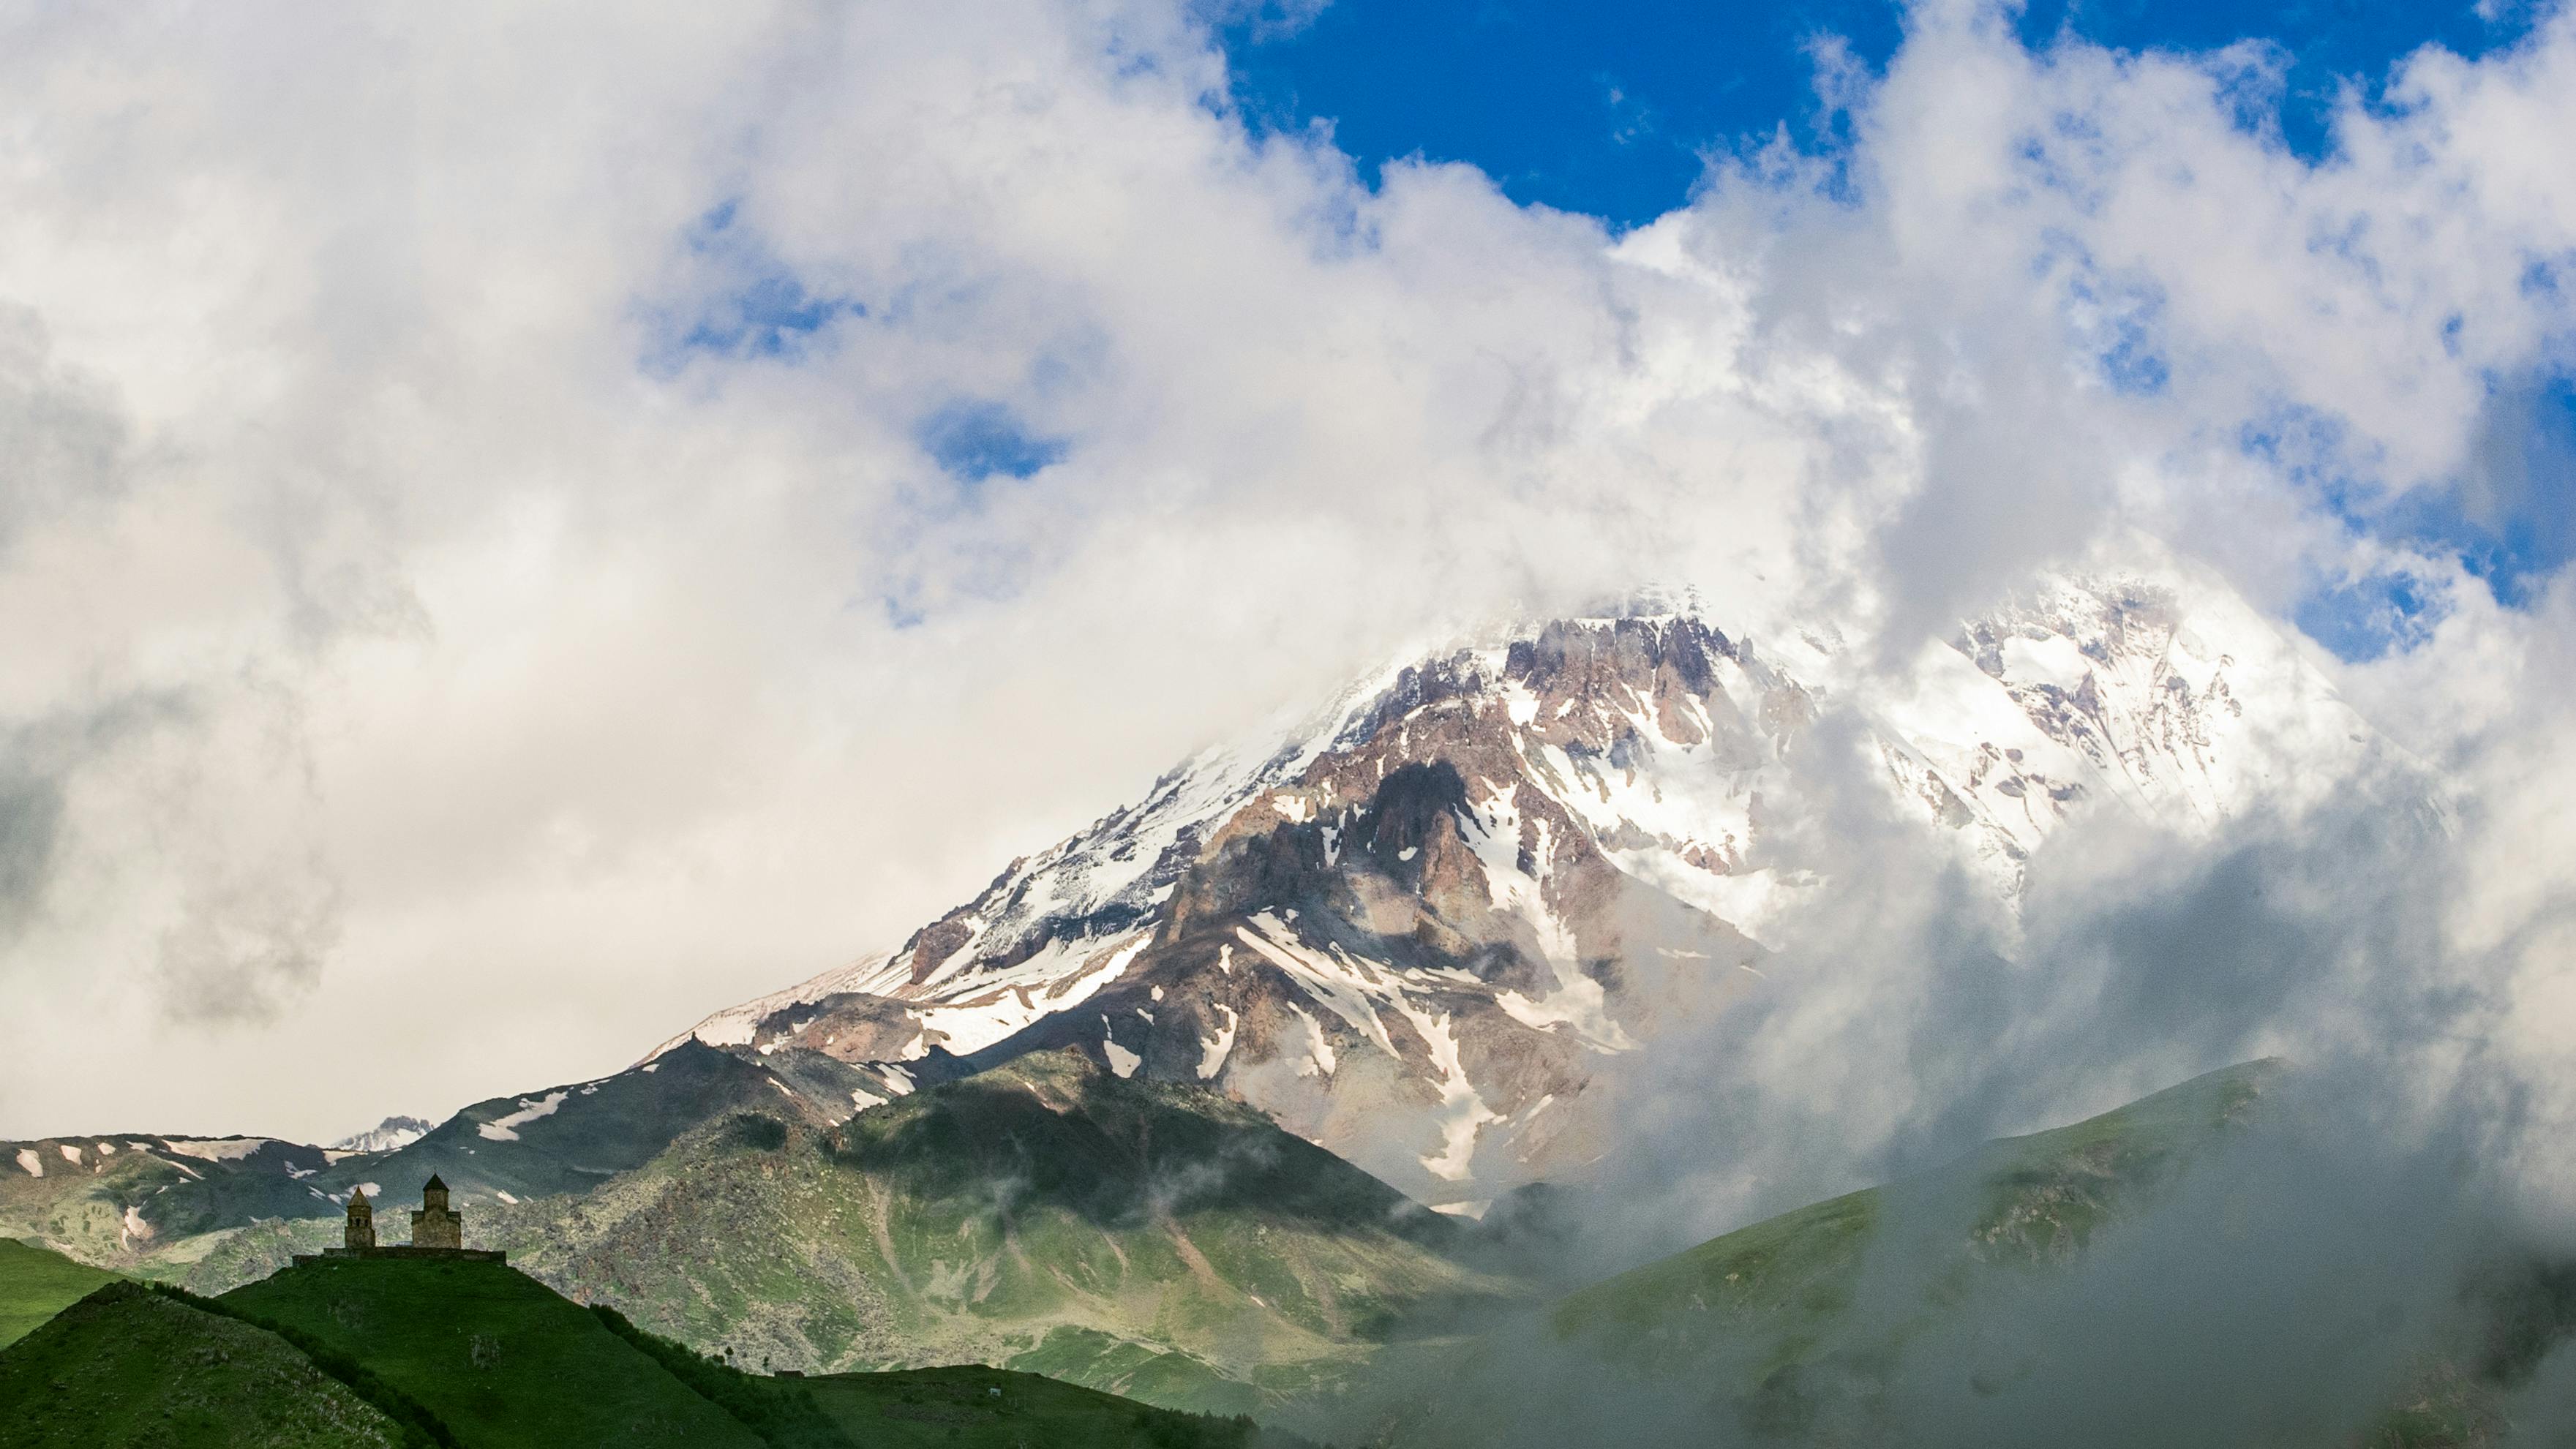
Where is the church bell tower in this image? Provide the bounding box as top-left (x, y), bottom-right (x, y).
top-left (343, 1186), bottom-right (376, 1252)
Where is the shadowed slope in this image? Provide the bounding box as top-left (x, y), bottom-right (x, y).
top-left (318, 1040), bottom-right (834, 1206)
top-left (0, 1281), bottom-right (407, 1448)
top-left (222, 1255), bottom-right (767, 1449)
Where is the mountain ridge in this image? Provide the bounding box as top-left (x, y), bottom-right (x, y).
top-left (652, 567), bottom-right (2388, 1204)
top-left (473, 1045), bottom-right (1525, 1412)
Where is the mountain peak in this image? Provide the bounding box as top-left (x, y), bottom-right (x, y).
top-left (661, 570), bottom-right (2384, 1203)
top-left (328, 1116), bottom-right (433, 1155)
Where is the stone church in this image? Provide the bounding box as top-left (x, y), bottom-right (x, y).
top-left (298, 1176), bottom-right (505, 1264)
top-left (410, 1174), bottom-right (463, 1249)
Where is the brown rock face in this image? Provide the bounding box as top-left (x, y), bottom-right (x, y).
top-left (694, 617), bottom-right (1780, 1203)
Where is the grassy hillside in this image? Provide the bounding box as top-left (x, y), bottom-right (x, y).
top-left (1549, 1059), bottom-right (2280, 1377)
top-left (7, 1255), bottom-right (1315, 1449)
top-left (0, 1236), bottom-right (122, 1347)
top-left (1364, 1059), bottom-right (2576, 1447)
top-left (803, 1363), bottom-right (1288, 1448)
top-left (593, 1302), bottom-right (1306, 1448)
top-left (222, 1255), bottom-right (768, 1449)
top-left (487, 1047), bottom-right (1526, 1413)
top-left (1292, 1063), bottom-right (2289, 1447)
top-left (0, 1281), bottom-right (407, 1448)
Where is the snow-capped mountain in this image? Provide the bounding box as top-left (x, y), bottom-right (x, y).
top-left (656, 569), bottom-right (2384, 1203)
top-left (328, 1115), bottom-right (434, 1155)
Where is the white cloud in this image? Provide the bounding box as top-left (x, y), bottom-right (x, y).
top-left (0, 0), bottom-right (2571, 1142)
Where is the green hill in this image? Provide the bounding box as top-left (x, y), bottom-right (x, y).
top-left (1333, 1062), bottom-right (2289, 1446)
top-left (1365, 1059), bottom-right (2570, 1447)
top-left (592, 1304), bottom-right (1300, 1448)
top-left (0, 1236), bottom-right (123, 1347)
top-left (801, 1363), bottom-right (1285, 1448)
top-left (0, 1280), bottom-right (408, 1448)
top-left (222, 1255), bottom-right (768, 1449)
top-left (1548, 1058), bottom-right (2282, 1379)
top-left (4, 1254), bottom-right (1312, 1449)
top-left (487, 1047), bottom-right (1526, 1413)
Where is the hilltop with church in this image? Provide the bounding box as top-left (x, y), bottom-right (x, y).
top-left (293, 1175), bottom-right (504, 1265)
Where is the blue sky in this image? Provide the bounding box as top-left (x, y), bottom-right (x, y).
top-left (1225, 0), bottom-right (2573, 660)
top-left (652, 1), bottom-right (2570, 661)
top-left (1222, 0), bottom-right (2548, 226)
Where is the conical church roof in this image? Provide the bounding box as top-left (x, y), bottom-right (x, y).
top-left (423, 1173), bottom-right (447, 1192)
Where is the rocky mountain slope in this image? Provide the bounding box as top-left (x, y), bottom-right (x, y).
top-left (97, 1047), bottom-right (1522, 1415)
top-left (1, 1041), bottom-right (898, 1281)
top-left (659, 571), bottom-right (2382, 1204)
top-left (477, 1048), bottom-right (1522, 1414)
top-left (10, 1044), bottom-right (1522, 1420)
top-left (0, 1129), bottom-right (344, 1269)
top-left (304, 1040), bottom-right (888, 1208)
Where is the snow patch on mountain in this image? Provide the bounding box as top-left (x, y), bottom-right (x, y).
top-left (650, 949), bottom-right (898, 1060)
top-left (1233, 916), bottom-right (1401, 1061)
top-left (1284, 1004), bottom-right (1337, 1078)
top-left (476, 1091), bottom-right (569, 1142)
top-left (1198, 1003), bottom-right (1240, 1079)
top-left (1392, 999), bottom-right (1500, 1183)
top-left (161, 1138), bottom-right (276, 1162)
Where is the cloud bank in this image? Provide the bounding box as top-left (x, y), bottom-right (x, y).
top-left (0, 0), bottom-right (2571, 1157)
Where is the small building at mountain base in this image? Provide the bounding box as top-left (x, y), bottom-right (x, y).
top-left (294, 1175), bottom-right (506, 1265)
